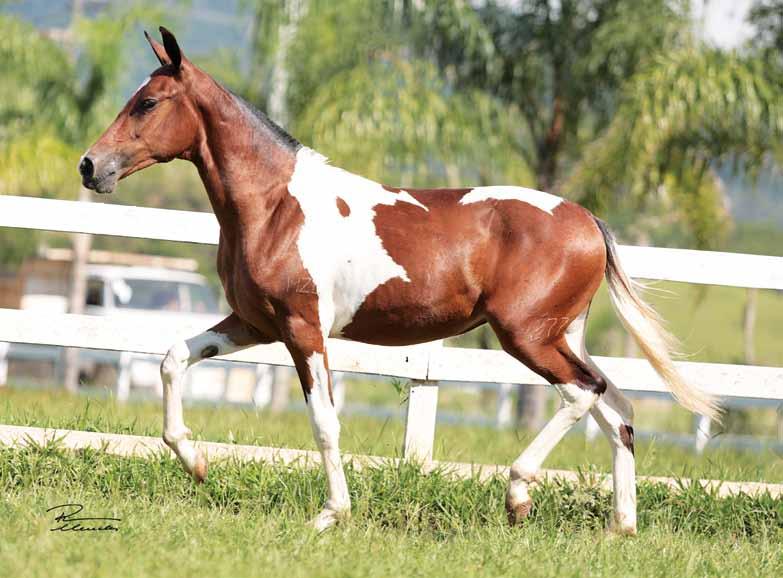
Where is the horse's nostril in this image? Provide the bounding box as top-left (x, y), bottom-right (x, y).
top-left (79, 157), bottom-right (94, 179)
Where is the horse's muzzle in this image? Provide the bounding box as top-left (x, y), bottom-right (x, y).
top-left (78, 154), bottom-right (120, 194)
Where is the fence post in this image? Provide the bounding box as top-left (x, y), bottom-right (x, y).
top-left (743, 288), bottom-right (758, 364)
top-left (253, 364), bottom-right (274, 409)
top-left (0, 342), bottom-right (8, 386)
top-left (269, 365), bottom-right (292, 413)
top-left (694, 413), bottom-right (711, 454)
top-left (115, 351), bottom-right (132, 402)
top-left (402, 340), bottom-right (442, 462)
top-left (402, 380), bottom-right (439, 462)
top-left (332, 371), bottom-right (346, 415)
top-left (495, 382), bottom-right (514, 429)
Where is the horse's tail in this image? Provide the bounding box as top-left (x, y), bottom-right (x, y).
top-left (593, 217), bottom-right (721, 421)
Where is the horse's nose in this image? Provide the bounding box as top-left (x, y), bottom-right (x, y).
top-left (79, 156), bottom-right (94, 180)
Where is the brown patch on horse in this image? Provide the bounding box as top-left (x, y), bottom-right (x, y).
top-left (336, 197), bottom-right (350, 217)
top-left (619, 424), bottom-right (635, 455)
top-left (340, 188), bottom-right (489, 345)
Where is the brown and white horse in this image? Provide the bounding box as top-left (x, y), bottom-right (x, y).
top-left (79, 28), bottom-right (719, 535)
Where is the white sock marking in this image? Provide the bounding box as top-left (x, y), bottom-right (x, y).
top-left (306, 353), bottom-right (350, 513)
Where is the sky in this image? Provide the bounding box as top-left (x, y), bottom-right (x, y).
top-left (694, 0), bottom-right (756, 48)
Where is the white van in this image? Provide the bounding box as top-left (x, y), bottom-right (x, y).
top-left (3, 254), bottom-right (272, 405)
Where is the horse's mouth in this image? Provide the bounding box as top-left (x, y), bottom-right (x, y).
top-left (83, 169), bottom-right (118, 194)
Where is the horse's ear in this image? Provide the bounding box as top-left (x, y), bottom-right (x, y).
top-left (159, 26), bottom-right (182, 70)
top-left (144, 30), bottom-right (169, 67)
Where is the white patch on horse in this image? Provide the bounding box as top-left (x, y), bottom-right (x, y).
top-left (460, 186), bottom-right (563, 215)
top-left (288, 148), bottom-right (419, 338)
top-left (397, 190), bottom-right (429, 211)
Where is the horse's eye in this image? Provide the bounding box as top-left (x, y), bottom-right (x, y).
top-left (140, 98), bottom-right (157, 112)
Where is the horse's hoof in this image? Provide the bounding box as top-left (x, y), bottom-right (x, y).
top-left (606, 512), bottom-right (637, 537)
top-left (308, 508), bottom-right (350, 533)
top-left (192, 450), bottom-right (208, 484)
top-left (506, 499), bottom-right (533, 527)
top-left (606, 523), bottom-right (637, 538)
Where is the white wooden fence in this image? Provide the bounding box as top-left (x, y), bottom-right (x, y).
top-left (1, 195), bottom-right (782, 463)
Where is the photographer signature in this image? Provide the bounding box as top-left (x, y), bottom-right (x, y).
top-left (47, 503), bottom-right (121, 532)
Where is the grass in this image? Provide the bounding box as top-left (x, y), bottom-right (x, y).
top-left (0, 444), bottom-right (781, 578)
top-left (0, 390), bottom-right (781, 577)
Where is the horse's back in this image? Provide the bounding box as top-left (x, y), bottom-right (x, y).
top-left (339, 183), bottom-right (604, 345)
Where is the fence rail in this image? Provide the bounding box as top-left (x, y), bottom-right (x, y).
top-left (2, 195), bottom-right (782, 289)
top-left (1, 308), bottom-right (782, 400)
top-left (1, 194), bottom-right (782, 465)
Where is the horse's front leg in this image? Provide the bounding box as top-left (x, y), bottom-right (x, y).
top-left (286, 324), bottom-right (350, 532)
top-left (160, 313), bottom-right (262, 481)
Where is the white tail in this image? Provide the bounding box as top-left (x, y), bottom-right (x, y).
top-left (594, 218), bottom-right (722, 422)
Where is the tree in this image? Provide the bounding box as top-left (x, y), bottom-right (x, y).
top-left (567, 46), bottom-right (783, 245)
top-left (420, 0), bottom-right (783, 427)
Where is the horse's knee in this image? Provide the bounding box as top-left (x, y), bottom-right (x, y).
top-left (162, 428), bottom-right (184, 447)
top-left (509, 462), bottom-right (537, 484)
top-left (584, 371), bottom-right (607, 396)
top-left (161, 341), bottom-right (190, 384)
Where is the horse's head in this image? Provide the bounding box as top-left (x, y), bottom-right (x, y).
top-left (79, 27), bottom-right (201, 194)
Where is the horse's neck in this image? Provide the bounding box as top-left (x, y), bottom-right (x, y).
top-left (191, 87), bottom-right (297, 237)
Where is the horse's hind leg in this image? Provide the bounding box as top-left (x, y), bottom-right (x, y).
top-left (160, 313), bottom-right (263, 481)
top-left (491, 310), bottom-right (606, 525)
top-left (589, 372), bottom-right (636, 535)
top-left (567, 307), bottom-right (637, 534)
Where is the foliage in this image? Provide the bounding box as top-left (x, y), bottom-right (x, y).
top-left (0, 4), bottom-right (165, 266)
top-left (749, 0), bottom-right (783, 57)
top-left (445, 0), bottom-right (691, 188)
top-left (566, 47), bottom-right (783, 246)
top-left (244, 0), bottom-right (534, 187)
top-left (0, 15), bottom-right (76, 198)
top-left (297, 57), bottom-right (532, 186)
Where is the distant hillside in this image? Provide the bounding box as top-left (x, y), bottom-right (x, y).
top-left (721, 167), bottom-right (783, 227)
top-left (3, 0), bottom-right (249, 95)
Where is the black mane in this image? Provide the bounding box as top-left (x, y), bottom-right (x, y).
top-left (231, 91), bottom-right (301, 152)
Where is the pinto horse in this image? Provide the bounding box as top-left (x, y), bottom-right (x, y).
top-left (80, 28), bottom-right (719, 535)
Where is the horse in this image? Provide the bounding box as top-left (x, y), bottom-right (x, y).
top-left (79, 27), bottom-right (719, 535)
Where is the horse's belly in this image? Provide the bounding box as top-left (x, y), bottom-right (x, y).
top-left (337, 273), bottom-right (484, 346)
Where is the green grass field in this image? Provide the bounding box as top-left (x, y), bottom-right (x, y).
top-left (0, 388), bottom-right (781, 578)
